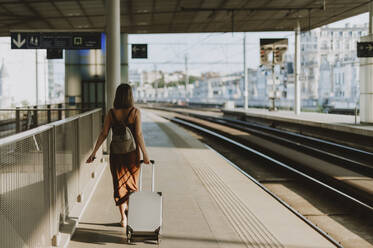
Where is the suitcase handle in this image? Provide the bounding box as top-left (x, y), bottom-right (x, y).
top-left (139, 160), bottom-right (155, 192)
top-left (140, 160), bottom-right (155, 164)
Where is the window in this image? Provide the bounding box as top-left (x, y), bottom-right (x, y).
top-left (321, 41), bottom-right (328, 49)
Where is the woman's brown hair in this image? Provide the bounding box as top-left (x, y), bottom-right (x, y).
top-left (113, 83), bottom-right (134, 109)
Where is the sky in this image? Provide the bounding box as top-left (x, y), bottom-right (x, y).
top-left (128, 12), bottom-right (369, 76)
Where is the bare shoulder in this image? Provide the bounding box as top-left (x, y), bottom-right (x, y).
top-left (133, 106), bottom-right (141, 116)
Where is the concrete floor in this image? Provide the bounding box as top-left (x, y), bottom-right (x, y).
top-left (68, 110), bottom-right (336, 248)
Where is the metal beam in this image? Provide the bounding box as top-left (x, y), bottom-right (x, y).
top-left (181, 6), bottom-right (324, 12)
top-left (0, 4), bottom-right (34, 29)
top-left (310, 1), bottom-right (370, 30)
top-left (257, 0), bottom-right (299, 30)
top-left (47, 0), bottom-right (74, 29)
top-left (127, 0), bottom-right (134, 32)
top-left (0, 0), bottom-right (98, 3)
top-left (186, 0), bottom-right (206, 32)
top-left (151, 0), bottom-right (156, 28)
top-left (201, 0), bottom-right (229, 32)
top-left (168, 0), bottom-right (182, 32)
top-left (122, 20), bottom-right (298, 34)
top-left (76, 0), bottom-right (95, 28)
top-left (234, 0), bottom-right (274, 31)
top-left (267, 0), bottom-right (318, 31)
top-left (19, 0), bottom-right (54, 29)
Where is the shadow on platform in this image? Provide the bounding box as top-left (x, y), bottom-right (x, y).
top-left (71, 227), bottom-right (126, 245)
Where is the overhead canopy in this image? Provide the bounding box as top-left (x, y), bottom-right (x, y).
top-left (0, 0), bottom-right (369, 36)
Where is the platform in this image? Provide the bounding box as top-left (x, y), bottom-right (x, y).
top-left (223, 108), bottom-right (373, 137)
top-left (67, 109), bottom-right (335, 248)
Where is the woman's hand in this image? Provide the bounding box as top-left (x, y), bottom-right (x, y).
top-left (86, 153), bottom-right (96, 163)
top-left (143, 154), bottom-right (150, 164)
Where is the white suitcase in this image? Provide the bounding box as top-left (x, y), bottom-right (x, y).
top-left (126, 160), bottom-right (162, 244)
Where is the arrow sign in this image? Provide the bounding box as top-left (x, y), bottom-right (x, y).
top-left (10, 32), bottom-right (101, 50)
top-left (12, 33), bottom-right (26, 48)
top-left (357, 42), bottom-right (373, 57)
top-left (132, 44), bottom-right (147, 59)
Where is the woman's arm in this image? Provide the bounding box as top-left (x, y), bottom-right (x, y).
top-left (86, 111), bottom-right (111, 163)
top-left (134, 109), bottom-right (150, 164)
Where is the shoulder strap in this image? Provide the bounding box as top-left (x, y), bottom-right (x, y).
top-left (111, 108), bottom-right (135, 126)
top-left (125, 107), bottom-right (135, 124)
top-left (110, 109), bottom-right (119, 123)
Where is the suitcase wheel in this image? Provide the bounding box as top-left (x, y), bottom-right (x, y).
top-left (155, 230), bottom-right (161, 244)
top-left (127, 229), bottom-right (132, 244)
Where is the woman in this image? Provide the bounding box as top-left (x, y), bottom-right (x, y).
top-left (86, 83), bottom-right (150, 228)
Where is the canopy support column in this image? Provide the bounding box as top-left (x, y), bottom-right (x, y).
top-left (243, 32), bottom-right (248, 110)
top-left (106, 0), bottom-right (121, 112)
top-left (294, 21), bottom-right (301, 115)
top-left (359, 2), bottom-right (373, 123)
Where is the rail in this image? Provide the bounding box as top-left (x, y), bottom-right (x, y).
top-left (171, 117), bottom-right (345, 247)
top-left (172, 117), bottom-right (373, 213)
top-left (0, 103), bottom-right (102, 138)
top-left (0, 108), bottom-right (104, 247)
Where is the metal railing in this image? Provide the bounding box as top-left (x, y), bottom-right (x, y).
top-left (0, 108), bottom-right (104, 247)
top-left (0, 103), bottom-right (98, 138)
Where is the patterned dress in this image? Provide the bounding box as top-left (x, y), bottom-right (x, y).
top-left (109, 107), bottom-right (140, 206)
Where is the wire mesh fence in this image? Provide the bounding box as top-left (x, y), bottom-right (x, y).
top-left (0, 108), bottom-right (103, 247)
top-left (0, 103), bottom-right (96, 139)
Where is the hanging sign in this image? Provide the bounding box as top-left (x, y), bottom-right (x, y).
top-left (132, 44), bottom-right (148, 59)
top-left (11, 32), bottom-right (101, 49)
top-left (357, 42), bottom-right (373, 57)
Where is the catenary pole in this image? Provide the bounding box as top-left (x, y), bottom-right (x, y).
top-left (35, 50), bottom-right (39, 105)
top-left (243, 32), bottom-right (248, 110)
top-left (294, 21), bottom-right (301, 115)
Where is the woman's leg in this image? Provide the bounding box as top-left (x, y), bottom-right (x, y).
top-left (119, 203), bottom-right (127, 226)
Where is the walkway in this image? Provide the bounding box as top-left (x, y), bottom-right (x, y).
top-left (68, 110), bottom-right (335, 248)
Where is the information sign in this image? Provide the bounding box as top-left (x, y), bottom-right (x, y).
top-left (47, 49), bottom-right (63, 59)
top-left (10, 32), bottom-right (101, 49)
top-left (132, 44), bottom-right (148, 59)
top-left (357, 42), bottom-right (373, 57)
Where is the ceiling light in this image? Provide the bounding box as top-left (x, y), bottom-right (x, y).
top-left (67, 13), bottom-right (81, 16)
top-left (77, 25), bottom-right (90, 28)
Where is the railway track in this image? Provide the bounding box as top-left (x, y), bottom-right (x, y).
top-left (191, 113), bottom-right (373, 174)
top-left (148, 106), bottom-right (373, 247)
top-left (149, 106), bottom-right (372, 172)
top-left (169, 115), bottom-right (373, 213)
top-left (148, 106), bottom-right (373, 206)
